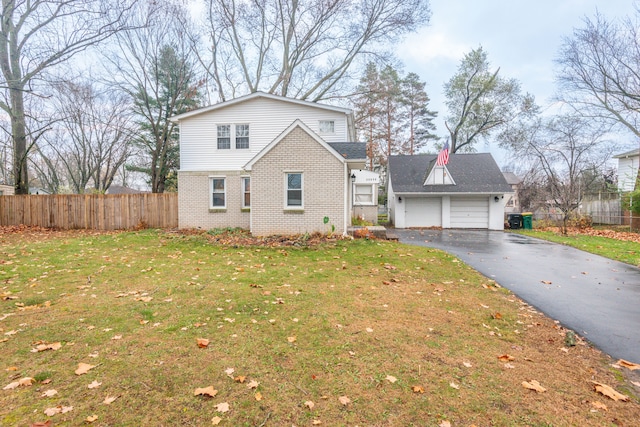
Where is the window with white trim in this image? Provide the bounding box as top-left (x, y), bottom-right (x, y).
top-left (210, 177), bottom-right (226, 208)
top-left (236, 124), bottom-right (250, 149)
top-left (217, 125), bottom-right (230, 149)
top-left (354, 184), bottom-right (375, 205)
top-left (286, 173), bottom-right (303, 207)
top-left (241, 177), bottom-right (250, 208)
top-left (319, 120), bottom-right (335, 134)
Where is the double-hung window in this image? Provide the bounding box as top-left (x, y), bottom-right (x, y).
top-left (241, 177), bottom-right (250, 208)
top-left (319, 120), bottom-right (335, 134)
top-left (236, 124), bottom-right (249, 149)
top-left (210, 177), bottom-right (226, 208)
top-left (354, 184), bottom-right (374, 205)
top-left (217, 125), bottom-right (231, 149)
top-left (286, 173), bottom-right (303, 208)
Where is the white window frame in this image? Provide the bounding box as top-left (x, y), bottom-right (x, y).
top-left (354, 183), bottom-right (375, 206)
top-left (209, 176), bottom-right (226, 209)
top-left (241, 176), bottom-right (250, 208)
top-left (285, 172), bottom-right (303, 209)
top-left (217, 125), bottom-right (231, 150)
top-left (319, 120), bottom-right (335, 134)
top-left (235, 124), bottom-right (250, 149)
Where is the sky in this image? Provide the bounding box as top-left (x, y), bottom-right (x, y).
top-left (396, 0), bottom-right (639, 167)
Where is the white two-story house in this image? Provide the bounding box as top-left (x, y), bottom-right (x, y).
top-left (171, 92), bottom-right (377, 236)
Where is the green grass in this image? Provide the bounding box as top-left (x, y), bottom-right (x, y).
top-left (516, 230), bottom-right (640, 266)
top-left (1, 229), bottom-right (638, 426)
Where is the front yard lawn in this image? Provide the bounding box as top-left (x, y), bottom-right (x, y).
top-left (1, 228), bottom-right (639, 426)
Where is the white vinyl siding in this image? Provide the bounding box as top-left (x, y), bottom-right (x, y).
top-left (179, 97), bottom-right (350, 171)
top-left (450, 197), bottom-right (489, 228)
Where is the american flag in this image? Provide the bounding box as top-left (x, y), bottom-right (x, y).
top-left (436, 141), bottom-right (450, 166)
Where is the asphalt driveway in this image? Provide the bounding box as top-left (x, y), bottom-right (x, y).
top-left (395, 229), bottom-right (640, 363)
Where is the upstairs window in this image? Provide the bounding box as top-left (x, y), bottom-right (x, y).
top-left (217, 125), bottom-right (230, 149)
top-left (210, 177), bottom-right (226, 208)
top-left (286, 173), bottom-right (303, 207)
top-left (236, 124), bottom-right (250, 149)
top-left (242, 177), bottom-right (251, 208)
top-left (319, 120), bottom-right (335, 134)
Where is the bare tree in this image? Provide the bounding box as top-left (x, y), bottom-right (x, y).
top-left (556, 11), bottom-right (640, 137)
top-left (108, 1), bottom-right (202, 193)
top-left (0, 0), bottom-right (136, 194)
top-left (505, 114), bottom-right (615, 234)
top-left (198, 0), bottom-right (431, 102)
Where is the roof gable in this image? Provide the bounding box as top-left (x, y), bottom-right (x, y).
top-left (388, 153), bottom-right (512, 194)
top-left (170, 91), bottom-right (352, 122)
top-left (423, 163), bottom-right (456, 185)
top-left (244, 119), bottom-right (346, 170)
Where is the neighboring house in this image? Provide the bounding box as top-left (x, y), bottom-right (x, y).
top-left (106, 185), bottom-right (147, 195)
top-left (387, 153), bottom-right (512, 230)
top-left (502, 172), bottom-right (522, 214)
top-left (0, 184), bottom-right (14, 196)
top-left (614, 148), bottom-right (639, 192)
top-left (171, 92), bottom-right (375, 236)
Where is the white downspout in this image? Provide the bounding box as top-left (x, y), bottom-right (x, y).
top-left (343, 162), bottom-right (349, 235)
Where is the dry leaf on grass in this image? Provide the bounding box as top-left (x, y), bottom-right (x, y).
top-left (86, 415), bottom-right (98, 423)
top-left (254, 391), bottom-right (262, 401)
top-left (215, 402), bottom-right (230, 413)
top-left (312, 420), bottom-right (322, 425)
top-left (522, 380), bottom-right (546, 393)
top-left (29, 422), bottom-right (51, 427)
top-left (591, 401), bottom-right (608, 411)
top-left (463, 361), bottom-right (472, 368)
top-left (439, 421), bottom-right (452, 427)
top-left (498, 354), bottom-right (515, 362)
top-left (449, 382), bottom-right (460, 390)
top-left (591, 381), bottom-right (629, 401)
top-left (412, 385), bottom-right (425, 393)
top-left (75, 362), bottom-right (95, 375)
top-left (234, 375), bottom-right (246, 383)
top-left (194, 386), bottom-right (218, 397)
top-left (338, 396), bottom-right (351, 405)
top-left (211, 416), bottom-right (222, 425)
top-left (224, 367), bottom-right (235, 377)
top-left (616, 359), bottom-right (640, 370)
top-left (287, 336), bottom-right (296, 343)
top-left (31, 342), bottom-right (62, 352)
top-left (44, 406), bottom-right (73, 416)
top-left (304, 400), bottom-right (315, 409)
top-left (3, 377), bottom-right (34, 389)
top-left (197, 338), bottom-right (210, 348)
top-left (385, 375), bottom-right (397, 383)
top-left (103, 395), bottom-right (118, 405)
top-left (88, 380), bottom-right (102, 389)
top-left (246, 380), bottom-right (259, 389)
top-left (40, 389), bottom-right (57, 397)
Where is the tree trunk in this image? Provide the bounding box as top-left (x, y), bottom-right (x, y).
top-left (10, 87), bottom-right (29, 194)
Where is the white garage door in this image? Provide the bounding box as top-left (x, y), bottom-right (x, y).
top-left (450, 196), bottom-right (489, 228)
top-left (405, 197), bottom-right (442, 227)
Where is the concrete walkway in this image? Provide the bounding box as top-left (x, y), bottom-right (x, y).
top-left (394, 229), bottom-right (640, 362)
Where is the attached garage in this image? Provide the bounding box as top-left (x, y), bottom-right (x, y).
top-left (450, 196), bottom-right (489, 228)
top-left (405, 197), bottom-right (442, 227)
top-left (387, 153), bottom-right (513, 231)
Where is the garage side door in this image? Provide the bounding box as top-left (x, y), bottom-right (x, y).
top-left (450, 197), bottom-right (489, 228)
top-left (405, 197), bottom-right (442, 227)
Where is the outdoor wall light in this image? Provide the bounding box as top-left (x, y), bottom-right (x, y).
top-left (398, 196), bottom-right (402, 203)
top-left (350, 173), bottom-right (356, 183)
top-left (494, 196), bottom-right (500, 202)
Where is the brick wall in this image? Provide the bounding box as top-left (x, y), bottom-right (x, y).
top-left (251, 126), bottom-right (345, 236)
top-left (178, 171), bottom-right (250, 229)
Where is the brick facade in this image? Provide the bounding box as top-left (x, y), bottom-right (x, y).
top-left (250, 126), bottom-right (345, 236)
top-left (178, 171), bottom-right (250, 229)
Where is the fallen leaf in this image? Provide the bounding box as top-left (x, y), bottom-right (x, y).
top-left (463, 361), bottom-right (472, 368)
top-left (498, 354), bottom-right (515, 362)
top-left (287, 336), bottom-right (296, 343)
top-left (211, 416), bottom-right (222, 425)
top-left (111, 335), bottom-right (122, 340)
top-left (61, 406), bottom-right (73, 414)
top-left (305, 400), bottom-right (315, 409)
top-left (632, 381), bottom-right (640, 387)
top-left (224, 367), bottom-right (235, 377)
top-left (439, 421), bottom-right (452, 427)
top-left (522, 380), bottom-right (546, 393)
top-left (412, 385), bottom-right (425, 393)
top-left (3, 377), bottom-right (34, 389)
top-left (86, 415), bottom-right (98, 422)
top-left (503, 363), bottom-right (515, 369)
top-left (215, 402), bottom-right (230, 413)
top-left (365, 327), bottom-right (373, 333)
top-left (103, 395), bottom-right (118, 405)
top-left (32, 342), bottom-right (62, 352)
top-left (492, 312), bottom-right (502, 319)
top-left (5, 366), bottom-right (18, 371)
top-left (541, 280), bottom-right (552, 284)
top-left (449, 382), bottom-right (460, 389)
top-left (234, 375), bottom-right (246, 383)
top-left (246, 380), bottom-right (259, 389)
top-left (41, 389), bottom-right (58, 397)
top-left (254, 391), bottom-right (262, 401)
top-left (44, 407), bottom-right (61, 417)
top-left (197, 338), bottom-right (210, 348)
top-left (312, 421), bottom-right (322, 425)
top-left (194, 386), bottom-right (218, 397)
top-left (75, 362), bottom-right (95, 375)
top-left (617, 359), bottom-right (640, 371)
top-left (88, 380), bottom-right (102, 389)
top-left (135, 296), bottom-right (153, 302)
top-left (338, 395), bottom-right (351, 405)
top-left (591, 381), bottom-right (629, 401)
top-left (29, 421), bottom-right (52, 427)
top-left (591, 401), bottom-right (608, 411)
top-left (385, 375), bottom-right (397, 383)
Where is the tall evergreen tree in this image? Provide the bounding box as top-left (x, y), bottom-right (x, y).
top-left (400, 73), bottom-right (437, 154)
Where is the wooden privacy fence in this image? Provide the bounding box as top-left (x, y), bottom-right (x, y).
top-left (0, 193), bottom-right (178, 230)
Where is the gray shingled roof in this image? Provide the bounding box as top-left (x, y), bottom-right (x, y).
top-left (328, 142), bottom-right (366, 160)
top-left (389, 153), bottom-right (513, 194)
top-left (502, 171), bottom-right (522, 185)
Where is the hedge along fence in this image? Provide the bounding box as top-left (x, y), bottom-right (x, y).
top-left (0, 193), bottom-right (178, 230)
